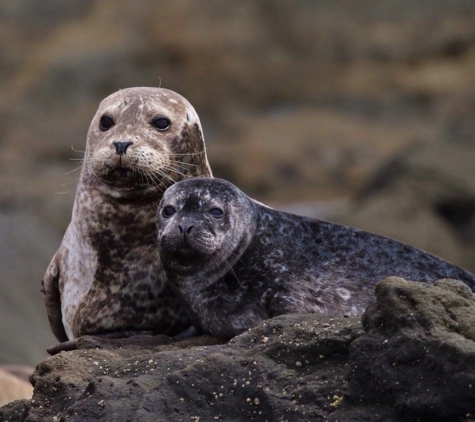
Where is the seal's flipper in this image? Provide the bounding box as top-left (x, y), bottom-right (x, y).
top-left (42, 251), bottom-right (68, 343)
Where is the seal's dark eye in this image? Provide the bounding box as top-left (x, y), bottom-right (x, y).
top-left (209, 208), bottom-right (224, 218)
top-left (99, 115), bottom-right (114, 131)
top-left (162, 205), bottom-right (176, 218)
top-left (152, 117), bottom-right (171, 131)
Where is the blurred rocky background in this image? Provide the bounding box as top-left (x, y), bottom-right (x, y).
top-left (1, 0), bottom-right (475, 367)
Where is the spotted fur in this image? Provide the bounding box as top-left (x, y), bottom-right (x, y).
top-left (157, 178), bottom-right (475, 339)
top-left (43, 87), bottom-right (212, 342)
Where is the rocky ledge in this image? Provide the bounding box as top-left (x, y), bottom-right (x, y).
top-left (2, 277), bottom-right (475, 421)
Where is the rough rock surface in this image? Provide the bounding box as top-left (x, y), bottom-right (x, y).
top-left (0, 318), bottom-right (362, 422)
top-left (347, 277), bottom-right (475, 420)
top-left (2, 277), bottom-right (475, 421)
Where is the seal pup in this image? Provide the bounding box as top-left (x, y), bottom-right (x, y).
top-left (42, 87), bottom-right (212, 350)
top-left (157, 178), bottom-right (475, 339)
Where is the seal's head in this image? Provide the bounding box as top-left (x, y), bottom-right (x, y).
top-left (157, 178), bottom-right (256, 274)
top-left (83, 87), bottom-right (211, 198)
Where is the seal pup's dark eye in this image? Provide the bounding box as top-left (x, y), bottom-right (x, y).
top-left (99, 115), bottom-right (114, 131)
top-left (209, 208), bottom-right (224, 219)
top-left (162, 205), bottom-right (176, 218)
top-left (152, 117), bottom-right (171, 131)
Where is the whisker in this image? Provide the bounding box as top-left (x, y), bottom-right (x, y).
top-left (145, 168), bottom-right (166, 187)
top-left (55, 187), bottom-right (77, 195)
top-left (160, 166), bottom-right (189, 180)
top-left (166, 160), bottom-right (201, 169)
top-left (166, 150), bottom-right (206, 157)
top-left (224, 259), bottom-right (241, 286)
top-left (153, 169), bottom-right (178, 185)
top-left (64, 166), bottom-right (82, 176)
top-left (83, 158), bottom-right (101, 183)
top-left (70, 145), bottom-right (85, 154)
top-left (60, 177), bottom-right (80, 187)
top-left (209, 254), bottom-right (228, 292)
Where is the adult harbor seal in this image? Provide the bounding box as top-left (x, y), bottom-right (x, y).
top-left (42, 87), bottom-right (212, 349)
top-left (157, 178), bottom-right (475, 339)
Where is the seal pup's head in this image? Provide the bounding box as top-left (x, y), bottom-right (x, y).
top-left (157, 178), bottom-right (257, 275)
top-left (83, 87), bottom-right (212, 198)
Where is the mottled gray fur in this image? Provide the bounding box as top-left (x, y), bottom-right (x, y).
top-left (157, 178), bottom-right (475, 338)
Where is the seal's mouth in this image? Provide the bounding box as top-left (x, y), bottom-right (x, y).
top-left (104, 165), bottom-right (133, 178)
top-left (162, 242), bottom-right (206, 265)
top-left (176, 248), bottom-right (198, 258)
top-left (99, 164), bottom-right (148, 189)
top-left (108, 166), bottom-right (132, 178)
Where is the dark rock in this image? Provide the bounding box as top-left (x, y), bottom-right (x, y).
top-left (347, 277), bottom-right (475, 420)
top-left (0, 315), bottom-right (362, 421)
top-left (3, 277), bottom-right (475, 420)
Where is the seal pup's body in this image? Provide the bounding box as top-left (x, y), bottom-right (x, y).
top-left (157, 178), bottom-right (475, 339)
top-left (43, 88), bottom-right (212, 344)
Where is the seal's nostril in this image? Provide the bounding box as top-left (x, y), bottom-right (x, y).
top-left (186, 225), bottom-right (194, 234)
top-left (113, 141), bottom-right (133, 155)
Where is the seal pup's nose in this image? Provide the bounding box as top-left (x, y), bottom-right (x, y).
top-left (178, 224), bottom-right (194, 235)
top-left (113, 141), bottom-right (133, 155)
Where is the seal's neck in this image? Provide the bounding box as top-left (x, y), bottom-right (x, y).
top-left (72, 181), bottom-right (160, 245)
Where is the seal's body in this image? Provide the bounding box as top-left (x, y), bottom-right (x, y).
top-left (157, 178), bottom-right (475, 338)
top-left (43, 88), bottom-right (212, 342)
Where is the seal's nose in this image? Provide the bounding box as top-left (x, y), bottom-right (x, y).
top-left (178, 224), bottom-right (194, 235)
top-left (113, 141), bottom-right (133, 155)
